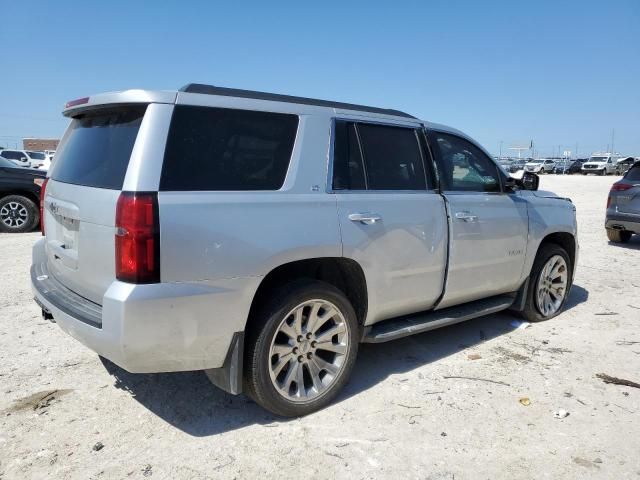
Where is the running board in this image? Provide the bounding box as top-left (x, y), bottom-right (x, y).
top-left (362, 295), bottom-right (515, 343)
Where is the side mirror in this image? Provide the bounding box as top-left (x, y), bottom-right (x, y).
top-left (519, 171), bottom-right (539, 190)
top-left (505, 172), bottom-right (539, 191)
top-left (20, 157), bottom-right (28, 162)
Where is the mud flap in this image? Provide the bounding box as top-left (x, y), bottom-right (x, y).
top-left (509, 277), bottom-right (530, 312)
top-left (204, 332), bottom-right (244, 395)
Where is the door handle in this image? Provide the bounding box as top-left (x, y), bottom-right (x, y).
top-left (348, 212), bottom-right (382, 225)
top-left (455, 211), bottom-right (478, 222)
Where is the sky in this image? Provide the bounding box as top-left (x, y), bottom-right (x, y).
top-left (1, 0), bottom-right (638, 157)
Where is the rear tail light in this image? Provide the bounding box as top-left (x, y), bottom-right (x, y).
top-left (611, 183), bottom-right (633, 191)
top-left (40, 178), bottom-right (49, 235)
top-left (608, 183), bottom-right (633, 208)
top-left (115, 192), bottom-right (160, 284)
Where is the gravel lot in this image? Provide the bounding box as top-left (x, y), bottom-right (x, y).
top-left (1, 175), bottom-right (639, 480)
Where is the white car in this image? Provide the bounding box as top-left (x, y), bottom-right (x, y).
top-left (581, 153), bottom-right (619, 175)
top-left (524, 159), bottom-right (555, 174)
top-left (0, 149), bottom-right (44, 168)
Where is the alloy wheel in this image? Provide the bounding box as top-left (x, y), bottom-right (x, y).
top-left (268, 299), bottom-right (349, 402)
top-left (0, 202), bottom-right (28, 228)
top-left (535, 255), bottom-right (568, 317)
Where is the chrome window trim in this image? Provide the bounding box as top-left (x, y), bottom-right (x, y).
top-left (326, 117), bottom-right (437, 195)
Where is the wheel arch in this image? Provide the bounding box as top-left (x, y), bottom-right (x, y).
top-left (540, 232), bottom-right (577, 275)
top-left (0, 190), bottom-right (40, 206)
top-left (247, 257), bottom-right (368, 333)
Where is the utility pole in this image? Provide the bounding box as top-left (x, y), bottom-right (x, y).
top-left (499, 140), bottom-right (503, 158)
top-left (611, 129), bottom-right (615, 154)
top-left (575, 143), bottom-right (578, 159)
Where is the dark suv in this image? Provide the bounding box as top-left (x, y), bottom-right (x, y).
top-left (606, 164), bottom-right (640, 243)
top-left (0, 157), bottom-right (46, 232)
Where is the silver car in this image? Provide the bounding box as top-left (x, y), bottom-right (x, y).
top-left (31, 84), bottom-right (578, 416)
top-left (606, 164), bottom-right (640, 242)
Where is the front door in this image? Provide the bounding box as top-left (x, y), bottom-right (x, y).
top-left (428, 130), bottom-right (529, 309)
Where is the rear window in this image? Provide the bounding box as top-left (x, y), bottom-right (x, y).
top-left (50, 106), bottom-right (146, 189)
top-left (160, 106), bottom-right (298, 191)
top-left (625, 165), bottom-right (640, 181)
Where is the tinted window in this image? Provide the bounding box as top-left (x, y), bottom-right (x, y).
top-left (625, 165), bottom-right (640, 181)
top-left (2, 151), bottom-right (22, 160)
top-left (160, 106), bottom-right (298, 191)
top-left (28, 151), bottom-right (46, 160)
top-left (332, 121), bottom-right (366, 190)
top-left (430, 132), bottom-right (501, 192)
top-left (50, 106), bottom-right (146, 189)
top-left (357, 124), bottom-right (426, 190)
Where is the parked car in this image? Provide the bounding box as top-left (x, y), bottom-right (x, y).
top-left (614, 157), bottom-right (638, 175)
top-left (567, 159), bottom-right (588, 174)
top-left (524, 159), bottom-right (555, 174)
top-left (509, 159), bottom-right (526, 173)
top-left (552, 159), bottom-right (573, 174)
top-left (606, 164), bottom-right (640, 243)
top-left (0, 156), bottom-right (46, 232)
top-left (26, 151), bottom-right (47, 169)
top-left (32, 84), bottom-right (578, 417)
top-left (0, 149), bottom-right (44, 168)
top-left (582, 153), bottom-right (620, 175)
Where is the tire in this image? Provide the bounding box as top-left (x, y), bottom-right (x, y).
top-left (599, 169), bottom-right (605, 176)
top-left (606, 229), bottom-right (632, 243)
top-left (244, 280), bottom-right (359, 417)
top-left (521, 243), bottom-right (572, 322)
top-left (0, 195), bottom-right (39, 233)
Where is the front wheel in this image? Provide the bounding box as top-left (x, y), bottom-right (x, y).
top-left (521, 244), bottom-right (572, 322)
top-left (244, 280), bottom-right (359, 417)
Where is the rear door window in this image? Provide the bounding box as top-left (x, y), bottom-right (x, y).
top-left (625, 165), bottom-right (640, 181)
top-left (357, 124), bottom-right (427, 190)
top-left (332, 120), bottom-right (366, 190)
top-left (333, 121), bottom-right (430, 191)
top-left (160, 106), bottom-right (299, 191)
top-left (50, 106), bottom-right (146, 189)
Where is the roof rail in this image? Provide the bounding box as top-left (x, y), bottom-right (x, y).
top-left (179, 83), bottom-right (416, 119)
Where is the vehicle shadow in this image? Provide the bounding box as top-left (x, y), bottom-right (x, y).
top-left (100, 284), bottom-right (588, 437)
top-left (607, 235), bottom-right (640, 250)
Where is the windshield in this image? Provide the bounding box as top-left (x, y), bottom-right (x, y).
top-left (27, 151), bottom-right (46, 160)
top-left (529, 160), bottom-right (543, 164)
top-left (590, 156), bottom-right (608, 162)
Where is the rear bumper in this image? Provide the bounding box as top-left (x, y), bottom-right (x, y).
top-left (606, 211), bottom-right (640, 233)
top-left (31, 238), bottom-right (258, 374)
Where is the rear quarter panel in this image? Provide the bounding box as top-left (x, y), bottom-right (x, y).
top-left (158, 114), bottom-right (341, 283)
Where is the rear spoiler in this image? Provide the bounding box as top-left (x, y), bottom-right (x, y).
top-left (63, 90), bottom-right (177, 117)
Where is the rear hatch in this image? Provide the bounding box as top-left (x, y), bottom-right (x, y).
top-left (44, 106), bottom-right (147, 304)
top-left (616, 167), bottom-right (640, 215)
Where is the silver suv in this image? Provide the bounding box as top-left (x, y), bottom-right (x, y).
top-left (31, 84), bottom-right (578, 416)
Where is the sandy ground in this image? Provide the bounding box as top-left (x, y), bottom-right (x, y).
top-left (1, 174), bottom-right (639, 480)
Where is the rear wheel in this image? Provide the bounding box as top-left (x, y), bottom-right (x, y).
top-left (521, 244), bottom-right (571, 322)
top-left (0, 195), bottom-right (39, 233)
top-left (606, 229), bottom-right (632, 243)
top-left (244, 280), bottom-right (359, 417)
